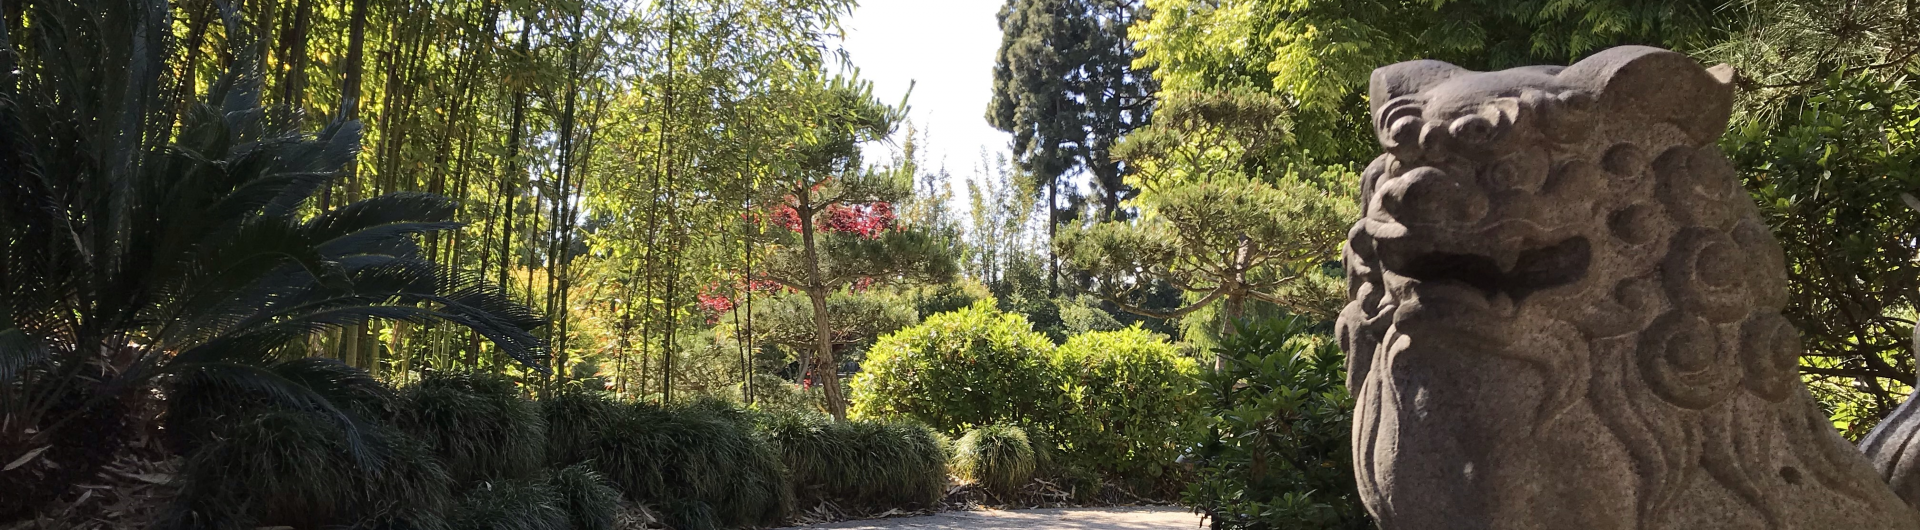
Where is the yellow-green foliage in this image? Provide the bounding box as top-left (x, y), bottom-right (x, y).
top-left (1053, 326), bottom-right (1200, 487)
top-left (953, 425), bottom-right (1036, 496)
top-left (850, 301), bottom-right (1066, 430)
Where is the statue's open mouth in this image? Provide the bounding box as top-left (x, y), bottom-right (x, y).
top-left (1395, 236), bottom-right (1590, 301)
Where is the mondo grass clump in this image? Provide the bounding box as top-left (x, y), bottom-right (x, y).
top-left (449, 477), bottom-right (569, 530)
top-left (551, 463), bottom-right (622, 530)
top-left (764, 412), bottom-right (948, 513)
top-left (954, 424), bottom-right (1037, 496)
top-left (400, 371), bottom-right (547, 484)
top-left (161, 409), bottom-right (458, 529)
top-left (543, 392), bottom-right (789, 530)
top-left (159, 358), bottom-right (456, 529)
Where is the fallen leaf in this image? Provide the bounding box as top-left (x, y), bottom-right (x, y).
top-left (125, 473), bottom-right (172, 484)
top-left (63, 489), bottom-right (94, 515)
top-left (3, 446), bottom-right (49, 471)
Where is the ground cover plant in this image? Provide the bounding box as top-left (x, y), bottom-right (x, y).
top-left (762, 411), bottom-right (950, 514)
top-left (543, 389), bottom-right (789, 530)
top-left (400, 371), bottom-right (548, 485)
top-left (952, 424), bottom-right (1038, 497)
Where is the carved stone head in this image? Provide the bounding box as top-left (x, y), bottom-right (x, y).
top-left (1339, 46), bottom-right (1918, 530)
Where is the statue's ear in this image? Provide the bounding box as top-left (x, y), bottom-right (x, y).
top-left (1369, 60), bottom-right (1469, 117)
top-left (1558, 46), bottom-right (1736, 145)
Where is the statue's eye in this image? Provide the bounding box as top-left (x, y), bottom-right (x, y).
top-left (1388, 116), bottom-right (1423, 148)
top-left (1448, 114), bottom-right (1498, 145)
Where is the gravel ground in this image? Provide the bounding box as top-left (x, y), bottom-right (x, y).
top-left (779, 506), bottom-right (1205, 530)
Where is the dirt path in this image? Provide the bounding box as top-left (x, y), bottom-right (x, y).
top-left (779, 506), bottom-right (1205, 530)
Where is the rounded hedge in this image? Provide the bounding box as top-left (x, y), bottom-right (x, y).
top-left (953, 424), bottom-right (1036, 496)
top-left (850, 301), bottom-right (1065, 431)
top-left (1053, 326), bottom-right (1200, 486)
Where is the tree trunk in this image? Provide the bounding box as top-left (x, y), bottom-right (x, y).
top-left (1219, 291), bottom-right (1243, 372)
top-left (276, 0), bottom-right (314, 111)
top-left (796, 188), bottom-right (846, 419)
top-left (807, 286), bottom-right (844, 420)
top-left (341, 324), bottom-right (361, 369)
top-left (337, 0), bottom-right (370, 206)
top-left (1217, 234), bottom-right (1254, 371)
top-left (1047, 178), bottom-right (1058, 292)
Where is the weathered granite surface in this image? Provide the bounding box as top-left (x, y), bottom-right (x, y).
top-left (1337, 45), bottom-right (1920, 529)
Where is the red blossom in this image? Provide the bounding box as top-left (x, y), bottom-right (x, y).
top-left (695, 278), bottom-right (793, 321)
top-left (761, 200), bottom-right (895, 239)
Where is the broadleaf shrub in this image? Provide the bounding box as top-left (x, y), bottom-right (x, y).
top-left (763, 412), bottom-right (949, 513)
top-left (1183, 318), bottom-right (1369, 529)
top-left (1053, 326), bottom-right (1200, 491)
top-left (853, 304), bottom-right (1205, 492)
top-left (850, 301), bottom-right (1065, 432)
top-left (953, 424), bottom-right (1036, 496)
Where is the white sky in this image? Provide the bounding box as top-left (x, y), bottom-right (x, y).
top-left (837, 0), bottom-right (1010, 177)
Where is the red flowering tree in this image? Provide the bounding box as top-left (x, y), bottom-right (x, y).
top-left (750, 76), bottom-right (956, 420)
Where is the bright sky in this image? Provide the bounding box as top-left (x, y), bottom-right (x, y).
top-left (837, 0), bottom-right (1009, 177)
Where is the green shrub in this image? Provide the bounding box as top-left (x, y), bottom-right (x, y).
top-left (400, 371), bottom-right (547, 485)
top-left (747, 372), bottom-right (818, 415)
top-left (764, 412), bottom-right (948, 512)
top-left (551, 464), bottom-right (623, 530)
top-left (850, 301), bottom-right (1066, 432)
top-left (544, 392), bottom-right (788, 530)
top-left (1053, 326), bottom-right (1201, 491)
top-left (449, 477), bottom-right (569, 530)
top-left (1184, 317), bottom-right (1369, 529)
top-left (953, 424), bottom-right (1036, 496)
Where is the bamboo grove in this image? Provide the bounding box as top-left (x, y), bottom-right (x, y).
top-left (62, 0), bottom-right (910, 399)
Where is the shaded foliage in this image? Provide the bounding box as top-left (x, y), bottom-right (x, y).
top-left (1183, 318), bottom-right (1365, 529)
top-left (543, 390), bottom-right (788, 530)
top-left (0, 0), bottom-right (543, 518)
top-left (449, 477), bottom-right (570, 530)
top-left (399, 371), bottom-right (547, 485)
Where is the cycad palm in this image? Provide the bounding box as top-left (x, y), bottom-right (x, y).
top-left (0, 0), bottom-right (547, 518)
